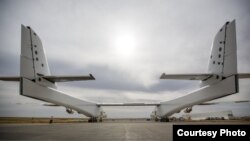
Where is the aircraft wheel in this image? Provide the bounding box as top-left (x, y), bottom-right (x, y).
top-left (88, 117), bottom-right (98, 123)
top-left (160, 117), bottom-right (169, 122)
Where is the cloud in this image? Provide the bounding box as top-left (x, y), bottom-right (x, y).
top-left (49, 59), bottom-right (199, 92)
top-left (0, 0), bottom-right (250, 117)
top-left (0, 52), bottom-right (19, 75)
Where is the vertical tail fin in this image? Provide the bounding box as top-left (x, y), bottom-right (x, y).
top-left (155, 20), bottom-right (239, 118)
top-left (20, 25), bottom-right (56, 88)
top-left (20, 25), bottom-right (102, 119)
top-left (201, 20), bottom-right (238, 88)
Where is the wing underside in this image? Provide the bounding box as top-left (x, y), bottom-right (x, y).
top-left (43, 100), bottom-right (250, 107)
top-left (97, 103), bottom-right (160, 106)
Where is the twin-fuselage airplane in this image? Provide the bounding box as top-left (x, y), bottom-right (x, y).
top-left (0, 20), bottom-right (249, 122)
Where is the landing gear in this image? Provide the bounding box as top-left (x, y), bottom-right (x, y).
top-left (154, 117), bottom-right (169, 122)
top-left (88, 117), bottom-right (98, 122)
top-left (99, 118), bottom-right (103, 122)
top-left (88, 117), bottom-right (103, 122)
top-left (160, 117), bottom-right (169, 122)
top-left (155, 117), bottom-right (169, 122)
top-left (154, 118), bottom-right (159, 122)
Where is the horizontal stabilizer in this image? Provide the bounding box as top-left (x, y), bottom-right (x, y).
top-left (160, 73), bottom-right (213, 80)
top-left (199, 100), bottom-right (250, 105)
top-left (0, 76), bottom-right (20, 81)
top-left (238, 73), bottom-right (250, 79)
top-left (42, 74), bottom-right (95, 82)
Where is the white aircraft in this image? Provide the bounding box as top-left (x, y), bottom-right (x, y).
top-left (152, 20), bottom-right (250, 121)
top-left (0, 20), bottom-right (249, 122)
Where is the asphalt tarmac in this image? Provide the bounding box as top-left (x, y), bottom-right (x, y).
top-left (0, 121), bottom-right (249, 141)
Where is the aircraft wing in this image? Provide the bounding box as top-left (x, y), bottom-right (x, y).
top-left (0, 76), bottom-right (20, 81)
top-left (42, 74), bottom-right (95, 82)
top-left (97, 103), bottom-right (160, 106)
top-left (160, 73), bottom-right (213, 80)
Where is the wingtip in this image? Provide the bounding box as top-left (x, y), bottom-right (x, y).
top-left (89, 73), bottom-right (95, 80)
top-left (21, 24), bottom-right (31, 30)
top-left (160, 73), bottom-right (165, 79)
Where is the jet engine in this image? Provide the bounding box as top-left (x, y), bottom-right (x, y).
top-left (66, 108), bottom-right (74, 114)
top-left (184, 107), bottom-right (192, 113)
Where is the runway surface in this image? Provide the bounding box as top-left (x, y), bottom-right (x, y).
top-left (0, 121), bottom-right (249, 141)
top-left (2, 122), bottom-right (170, 141)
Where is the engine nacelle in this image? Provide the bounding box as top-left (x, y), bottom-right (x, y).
top-left (100, 111), bottom-right (107, 118)
top-left (66, 108), bottom-right (74, 114)
top-left (150, 110), bottom-right (158, 121)
top-left (184, 107), bottom-right (192, 113)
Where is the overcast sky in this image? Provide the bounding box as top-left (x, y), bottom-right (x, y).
top-left (0, 0), bottom-right (250, 118)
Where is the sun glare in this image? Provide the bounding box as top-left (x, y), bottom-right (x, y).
top-left (113, 29), bottom-right (137, 58)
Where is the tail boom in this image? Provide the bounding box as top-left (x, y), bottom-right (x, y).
top-left (156, 75), bottom-right (238, 117)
